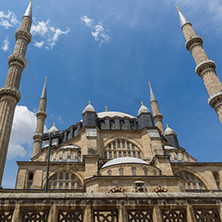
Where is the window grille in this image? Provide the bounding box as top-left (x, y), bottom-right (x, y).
top-left (194, 209), bottom-right (221, 222)
top-left (58, 210), bottom-right (83, 222)
top-left (162, 209), bottom-right (187, 222)
top-left (128, 209), bottom-right (153, 222)
top-left (0, 210), bottom-right (13, 222)
top-left (93, 210), bottom-right (118, 222)
top-left (23, 210), bottom-right (49, 222)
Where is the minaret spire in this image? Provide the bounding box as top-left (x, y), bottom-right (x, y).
top-left (32, 77), bottom-right (48, 157)
top-left (24, 0), bottom-right (33, 18)
top-left (149, 82), bottom-right (164, 133)
top-left (0, 1), bottom-right (33, 186)
top-left (176, 6), bottom-right (190, 28)
top-left (177, 7), bottom-right (222, 124)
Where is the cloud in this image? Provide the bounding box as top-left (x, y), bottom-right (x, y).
top-left (2, 37), bottom-right (9, 51)
top-left (81, 16), bottom-right (110, 44)
top-left (31, 20), bottom-right (70, 50)
top-left (34, 41), bottom-right (44, 48)
top-left (0, 10), bottom-right (19, 29)
top-left (7, 105), bottom-right (47, 159)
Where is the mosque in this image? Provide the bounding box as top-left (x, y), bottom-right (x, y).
top-left (0, 1), bottom-right (222, 222)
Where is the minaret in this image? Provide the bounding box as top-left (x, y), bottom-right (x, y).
top-left (149, 82), bottom-right (164, 133)
top-left (32, 77), bottom-right (47, 157)
top-left (0, 1), bottom-right (32, 186)
top-left (177, 7), bottom-right (222, 124)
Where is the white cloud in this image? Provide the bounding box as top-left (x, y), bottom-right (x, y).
top-left (31, 20), bottom-right (70, 49)
top-left (7, 105), bottom-right (47, 159)
top-left (31, 20), bottom-right (49, 36)
top-left (48, 27), bottom-right (70, 49)
top-left (2, 37), bottom-right (9, 51)
top-left (34, 41), bottom-right (44, 48)
top-left (81, 15), bottom-right (110, 44)
top-left (0, 10), bottom-right (19, 29)
top-left (81, 15), bottom-right (93, 27)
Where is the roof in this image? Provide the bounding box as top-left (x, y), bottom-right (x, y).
top-left (48, 123), bottom-right (58, 133)
top-left (137, 104), bottom-right (150, 116)
top-left (164, 125), bottom-right (177, 136)
top-left (98, 111), bottom-right (135, 119)
top-left (24, 1), bottom-right (32, 18)
top-left (82, 103), bottom-right (95, 114)
top-left (102, 157), bottom-right (149, 168)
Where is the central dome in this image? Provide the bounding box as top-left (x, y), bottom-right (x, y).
top-left (97, 111), bottom-right (135, 119)
top-left (102, 157), bottom-right (149, 168)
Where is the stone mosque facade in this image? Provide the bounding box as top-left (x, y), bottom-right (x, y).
top-left (0, 2), bottom-right (222, 222)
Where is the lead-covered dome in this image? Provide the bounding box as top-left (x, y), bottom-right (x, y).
top-left (98, 111), bottom-right (135, 119)
top-left (102, 157), bottom-right (149, 168)
top-left (82, 101), bottom-right (95, 114)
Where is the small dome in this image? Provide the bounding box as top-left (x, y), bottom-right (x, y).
top-left (137, 102), bottom-right (150, 116)
top-left (48, 123), bottom-right (58, 133)
top-left (102, 157), bottom-right (149, 168)
top-left (82, 102), bottom-right (95, 114)
top-left (164, 125), bottom-right (177, 136)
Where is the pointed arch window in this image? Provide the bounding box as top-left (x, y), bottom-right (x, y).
top-left (177, 171), bottom-right (206, 190)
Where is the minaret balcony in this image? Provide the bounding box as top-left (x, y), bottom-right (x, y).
top-left (185, 35), bottom-right (203, 51)
top-left (195, 60), bottom-right (216, 77)
top-left (208, 91), bottom-right (222, 109)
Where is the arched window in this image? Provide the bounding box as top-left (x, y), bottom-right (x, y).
top-left (176, 171), bottom-right (206, 190)
top-left (107, 170), bottom-right (112, 176)
top-left (144, 168), bottom-right (148, 176)
top-left (132, 167), bottom-right (136, 176)
top-left (27, 172), bottom-right (33, 189)
top-left (119, 168), bottom-right (124, 176)
top-left (48, 172), bottom-right (82, 190)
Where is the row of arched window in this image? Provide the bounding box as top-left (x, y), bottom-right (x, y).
top-left (105, 140), bottom-right (142, 159)
top-left (107, 167), bottom-right (154, 176)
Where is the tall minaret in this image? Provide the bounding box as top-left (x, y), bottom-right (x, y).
top-left (149, 82), bottom-right (164, 133)
top-left (32, 77), bottom-right (47, 157)
top-left (0, 1), bottom-right (32, 186)
top-left (177, 7), bottom-right (222, 124)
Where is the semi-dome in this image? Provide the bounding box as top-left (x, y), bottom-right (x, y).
top-left (164, 125), bottom-right (177, 136)
top-left (102, 157), bottom-right (149, 168)
top-left (82, 101), bottom-right (95, 114)
top-left (137, 102), bottom-right (150, 116)
top-left (97, 111), bottom-right (135, 119)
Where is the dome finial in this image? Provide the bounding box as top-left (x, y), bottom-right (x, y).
top-left (105, 106), bottom-right (108, 112)
top-left (141, 101), bottom-right (143, 105)
top-left (166, 124), bottom-right (169, 128)
top-left (89, 100), bottom-right (91, 105)
top-left (53, 122), bottom-right (55, 126)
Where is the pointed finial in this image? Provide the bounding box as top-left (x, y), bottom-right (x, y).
top-left (89, 100), bottom-right (91, 105)
top-left (53, 122), bottom-right (55, 126)
top-left (177, 7), bottom-right (191, 28)
top-left (166, 124), bottom-right (169, 128)
top-left (105, 106), bottom-right (108, 112)
top-left (40, 77), bottom-right (47, 99)
top-left (24, 0), bottom-right (32, 18)
top-left (141, 101), bottom-right (143, 105)
top-left (149, 82), bottom-right (157, 102)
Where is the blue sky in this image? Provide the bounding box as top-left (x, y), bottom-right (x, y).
top-left (0, 0), bottom-right (222, 188)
